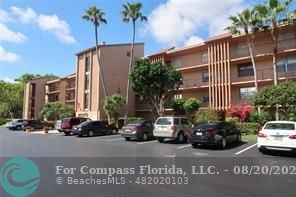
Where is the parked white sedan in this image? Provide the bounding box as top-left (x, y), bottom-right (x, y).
top-left (258, 121), bottom-right (296, 153)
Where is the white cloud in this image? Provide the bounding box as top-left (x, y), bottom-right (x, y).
top-left (0, 46), bottom-right (21, 63)
top-left (7, 6), bottom-right (76, 44)
top-left (0, 77), bottom-right (16, 83)
top-left (37, 15), bottom-right (76, 44)
top-left (10, 6), bottom-right (37, 24)
top-left (184, 36), bottom-right (204, 46)
top-left (146, 0), bottom-right (248, 46)
top-left (0, 23), bottom-right (27, 43)
top-left (0, 9), bottom-right (12, 22)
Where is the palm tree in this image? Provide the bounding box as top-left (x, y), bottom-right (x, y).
top-left (255, 0), bottom-right (293, 120)
top-left (225, 8), bottom-right (260, 93)
top-left (120, 2), bottom-right (147, 124)
top-left (82, 6), bottom-right (108, 98)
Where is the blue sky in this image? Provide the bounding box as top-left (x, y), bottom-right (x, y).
top-left (0, 0), bottom-right (295, 82)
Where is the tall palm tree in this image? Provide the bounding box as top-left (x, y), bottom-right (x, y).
top-left (120, 2), bottom-right (147, 124)
top-left (225, 8), bottom-right (260, 93)
top-left (82, 6), bottom-right (108, 98)
top-left (255, 0), bottom-right (293, 120)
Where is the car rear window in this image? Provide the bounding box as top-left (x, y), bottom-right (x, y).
top-left (196, 124), bottom-right (218, 130)
top-left (62, 119), bottom-right (70, 124)
top-left (127, 121), bottom-right (143, 126)
top-left (156, 118), bottom-right (172, 125)
top-left (264, 123), bottom-right (295, 130)
top-left (81, 121), bottom-right (91, 126)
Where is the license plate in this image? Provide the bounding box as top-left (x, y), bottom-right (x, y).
top-left (196, 132), bottom-right (202, 136)
top-left (273, 137), bottom-right (283, 141)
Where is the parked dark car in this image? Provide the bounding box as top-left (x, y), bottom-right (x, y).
top-left (189, 122), bottom-right (241, 149)
top-left (59, 117), bottom-right (90, 135)
top-left (22, 120), bottom-right (54, 131)
top-left (72, 121), bottom-right (118, 137)
top-left (121, 120), bottom-right (154, 141)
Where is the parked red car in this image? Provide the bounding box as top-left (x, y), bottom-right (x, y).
top-left (59, 117), bottom-right (91, 135)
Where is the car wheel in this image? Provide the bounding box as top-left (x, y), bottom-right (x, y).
top-left (191, 143), bottom-right (198, 148)
top-left (65, 132), bottom-right (70, 136)
top-left (176, 132), bottom-right (185, 143)
top-left (125, 137), bottom-right (131, 141)
top-left (259, 147), bottom-right (266, 154)
top-left (16, 125), bottom-right (21, 130)
top-left (88, 131), bottom-right (94, 137)
top-left (111, 129), bottom-right (117, 135)
top-left (220, 138), bottom-right (227, 149)
top-left (142, 133), bottom-right (148, 141)
top-left (157, 137), bottom-right (165, 143)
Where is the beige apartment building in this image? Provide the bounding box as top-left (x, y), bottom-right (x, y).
top-left (75, 43), bottom-right (144, 120)
top-left (23, 77), bottom-right (56, 119)
top-left (137, 22), bottom-right (296, 119)
top-left (45, 73), bottom-right (76, 107)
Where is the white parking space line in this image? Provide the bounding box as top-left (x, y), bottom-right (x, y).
top-left (177, 144), bottom-right (192, 149)
top-left (104, 138), bottom-right (124, 142)
top-left (94, 135), bottom-right (121, 139)
top-left (136, 140), bottom-right (157, 145)
top-left (235, 143), bottom-right (258, 155)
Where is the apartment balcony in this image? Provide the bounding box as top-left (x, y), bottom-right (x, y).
top-left (231, 38), bottom-right (296, 60)
top-left (231, 68), bottom-right (296, 85)
top-left (135, 103), bottom-right (150, 111)
top-left (46, 87), bottom-right (60, 94)
top-left (179, 79), bottom-right (209, 90)
top-left (66, 82), bottom-right (76, 90)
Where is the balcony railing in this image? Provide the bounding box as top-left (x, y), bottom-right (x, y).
top-left (231, 68), bottom-right (296, 83)
top-left (48, 86), bottom-right (60, 92)
top-left (66, 82), bottom-right (76, 89)
top-left (231, 38), bottom-right (296, 59)
top-left (179, 79), bottom-right (209, 89)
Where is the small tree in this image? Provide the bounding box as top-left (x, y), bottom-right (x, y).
top-left (184, 98), bottom-right (200, 116)
top-left (103, 94), bottom-right (125, 125)
top-left (195, 108), bottom-right (219, 123)
top-left (172, 98), bottom-right (186, 115)
top-left (228, 102), bottom-right (255, 122)
top-left (248, 110), bottom-right (272, 125)
top-left (40, 103), bottom-right (75, 121)
top-left (129, 59), bottom-right (182, 118)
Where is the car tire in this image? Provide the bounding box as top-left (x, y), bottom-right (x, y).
top-left (176, 132), bottom-right (185, 143)
top-left (125, 137), bottom-right (131, 141)
top-left (111, 129), bottom-right (117, 135)
top-left (157, 137), bottom-right (165, 143)
top-left (259, 147), bottom-right (266, 154)
top-left (191, 143), bottom-right (198, 148)
top-left (88, 131), bottom-right (94, 137)
top-left (65, 132), bottom-right (70, 136)
top-left (142, 133), bottom-right (148, 141)
top-left (220, 138), bottom-right (227, 149)
top-left (16, 125), bottom-right (21, 130)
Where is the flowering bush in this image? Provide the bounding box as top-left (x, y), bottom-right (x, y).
top-left (228, 102), bottom-right (255, 122)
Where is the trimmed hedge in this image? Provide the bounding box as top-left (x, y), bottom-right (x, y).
top-left (0, 118), bottom-right (12, 125)
top-left (237, 122), bottom-right (261, 135)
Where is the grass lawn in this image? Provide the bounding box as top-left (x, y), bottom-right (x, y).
top-left (242, 134), bottom-right (257, 143)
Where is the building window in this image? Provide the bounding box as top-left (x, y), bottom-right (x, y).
top-left (240, 87), bottom-right (256, 101)
top-left (84, 93), bottom-right (89, 109)
top-left (85, 56), bottom-right (90, 73)
top-left (277, 57), bottom-right (296, 72)
top-left (31, 83), bottom-right (36, 97)
top-left (202, 53), bottom-right (208, 64)
top-left (85, 75), bottom-right (90, 90)
top-left (174, 94), bottom-right (182, 99)
top-left (238, 62), bottom-right (254, 77)
top-left (203, 95), bottom-right (209, 107)
top-left (171, 59), bottom-right (181, 69)
top-left (126, 51), bottom-right (131, 57)
top-left (202, 71), bottom-right (209, 82)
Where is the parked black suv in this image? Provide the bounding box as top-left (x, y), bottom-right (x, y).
top-left (59, 117), bottom-right (90, 135)
top-left (23, 120), bottom-right (54, 131)
top-left (189, 122), bottom-right (241, 149)
top-left (121, 120), bottom-right (154, 141)
top-left (72, 121), bottom-right (118, 137)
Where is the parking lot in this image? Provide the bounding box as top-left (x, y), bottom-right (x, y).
top-left (1, 126), bottom-right (295, 158)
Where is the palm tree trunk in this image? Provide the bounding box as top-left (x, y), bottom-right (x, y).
top-left (95, 26), bottom-right (107, 99)
top-left (124, 20), bottom-right (136, 124)
top-left (271, 25), bottom-right (279, 121)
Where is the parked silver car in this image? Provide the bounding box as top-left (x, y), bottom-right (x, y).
top-left (153, 117), bottom-right (193, 143)
top-left (6, 119), bottom-right (27, 130)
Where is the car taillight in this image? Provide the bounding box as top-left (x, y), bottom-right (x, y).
top-left (258, 133), bottom-right (268, 138)
top-left (207, 129), bottom-right (217, 135)
top-left (288, 135), bottom-right (296, 139)
top-left (133, 127), bottom-right (140, 131)
top-left (62, 123), bottom-right (71, 129)
top-left (171, 125), bottom-right (176, 131)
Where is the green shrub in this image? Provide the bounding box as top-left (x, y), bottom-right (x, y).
top-left (237, 122), bottom-right (260, 135)
top-left (226, 117), bottom-right (239, 125)
top-left (126, 117), bottom-right (144, 124)
top-left (195, 108), bottom-right (219, 123)
top-left (0, 118), bottom-right (12, 125)
top-left (172, 98), bottom-right (186, 115)
top-left (248, 110), bottom-right (271, 125)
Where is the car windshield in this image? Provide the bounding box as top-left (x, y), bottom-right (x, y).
top-left (156, 118), bottom-right (172, 125)
top-left (81, 121), bottom-right (91, 126)
top-left (264, 123), bottom-right (295, 130)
